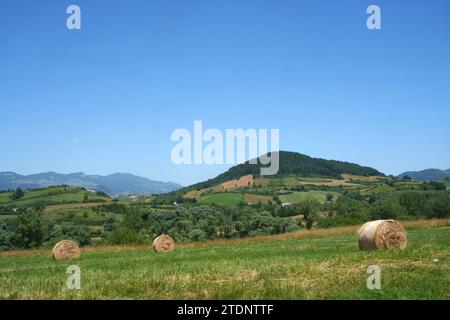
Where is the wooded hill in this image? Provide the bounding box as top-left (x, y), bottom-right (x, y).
top-left (187, 151), bottom-right (383, 191)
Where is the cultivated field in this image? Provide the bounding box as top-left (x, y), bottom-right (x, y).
top-left (279, 191), bottom-right (340, 204)
top-left (0, 219), bottom-right (449, 300)
top-left (198, 193), bottom-right (244, 205)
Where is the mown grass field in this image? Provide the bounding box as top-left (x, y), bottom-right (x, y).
top-left (279, 191), bottom-right (340, 204)
top-left (198, 193), bottom-right (244, 205)
top-left (244, 193), bottom-right (274, 205)
top-left (0, 220), bottom-right (449, 300)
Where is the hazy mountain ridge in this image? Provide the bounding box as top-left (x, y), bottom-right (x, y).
top-left (0, 171), bottom-right (182, 196)
top-left (398, 169), bottom-right (450, 181)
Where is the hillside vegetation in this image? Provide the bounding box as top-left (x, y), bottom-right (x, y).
top-left (186, 151), bottom-right (383, 191)
top-left (0, 186), bottom-right (110, 209)
top-left (0, 152), bottom-right (448, 252)
top-left (398, 169), bottom-right (450, 181)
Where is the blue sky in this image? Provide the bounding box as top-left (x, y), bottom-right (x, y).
top-left (1, 0), bottom-right (449, 186)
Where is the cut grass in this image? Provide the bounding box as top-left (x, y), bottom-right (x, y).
top-left (44, 202), bottom-right (108, 213)
top-left (0, 219), bottom-right (449, 300)
top-left (244, 193), bottom-right (274, 205)
top-left (198, 192), bottom-right (244, 206)
top-left (279, 191), bottom-right (340, 204)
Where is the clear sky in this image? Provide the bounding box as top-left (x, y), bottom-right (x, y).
top-left (1, 0), bottom-right (449, 186)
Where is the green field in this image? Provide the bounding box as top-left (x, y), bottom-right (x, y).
top-left (279, 191), bottom-right (340, 204)
top-left (268, 176), bottom-right (331, 187)
top-left (43, 208), bottom-right (108, 226)
top-left (0, 224), bottom-right (448, 300)
top-left (198, 192), bottom-right (244, 205)
top-left (0, 186), bottom-right (110, 208)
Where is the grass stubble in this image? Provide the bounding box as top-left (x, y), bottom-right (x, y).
top-left (0, 218), bottom-right (449, 300)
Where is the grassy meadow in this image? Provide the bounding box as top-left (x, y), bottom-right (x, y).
top-left (198, 192), bottom-right (244, 205)
top-left (1, 219), bottom-right (449, 300)
top-left (279, 191), bottom-right (340, 204)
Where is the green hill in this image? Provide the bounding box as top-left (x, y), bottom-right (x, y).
top-left (0, 185), bottom-right (110, 212)
top-left (398, 169), bottom-right (450, 181)
top-left (188, 151), bottom-right (383, 191)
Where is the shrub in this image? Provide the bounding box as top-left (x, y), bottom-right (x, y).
top-left (15, 209), bottom-right (46, 249)
top-left (107, 226), bottom-right (147, 245)
top-left (10, 188), bottom-right (25, 200)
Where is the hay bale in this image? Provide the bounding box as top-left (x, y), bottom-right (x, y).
top-left (358, 220), bottom-right (407, 250)
top-left (52, 240), bottom-right (80, 260)
top-left (152, 235), bottom-right (175, 253)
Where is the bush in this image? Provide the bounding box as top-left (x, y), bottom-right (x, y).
top-left (46, 222), bottom-right (92, 247)
top-left (333, 196), bottom-right (369, 219)
top-left (15, 209), bottom-right (46, 249)
top-left (10, 188), bottom-right (25, 200)
top-left (427, 192), bottom-right (450, 218)
top-left (0, 220), bottom-right (18, 251)
top-left (369, 195), bottom-right (405, 220)
top-left (107, 226), bottom-right (147, 245)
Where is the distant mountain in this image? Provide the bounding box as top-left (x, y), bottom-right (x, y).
top-left (0, 171), bottom-right (182, 196)
top-left (397, 169), bottom-right (450, 181)
top-left (187, 151), bottom-right (383, 191)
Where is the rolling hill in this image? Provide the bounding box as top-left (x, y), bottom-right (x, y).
top-left (0, 172), bottom-right (182, 196)
top-left (398, 169), bottom-right (450, 181)
top-left (186, 151), bottom-right (383, 191)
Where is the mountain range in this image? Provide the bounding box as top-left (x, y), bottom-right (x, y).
top-left (0, 172), bottom-right (182, 197)
top-left (2, 152), bottom-right (446, 197)
top-left (397, 169), bottom-right (450, 181)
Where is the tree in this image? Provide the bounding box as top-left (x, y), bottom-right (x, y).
top-left (429, 181), bottom-right (446, 191)
top-left (427, 192), bottom-right (450, 218)
top-left (103, 216), bottom-right (116, 232)
top-left (273, 195), bottom-right (282, 205)
top-left (398, 191), bottom-right (426, 216)
top-left (326, 193), bottom-right (334, 202)
top-left (296, 199), bottom-right (320, 230)
top-left (106, 208), bottom-right (147, 245)
top-left (95, 191), bottom-right (110, 198)
top-left (10, 188), bottom-right (25, 200)
top-left (49, 223), bottom-right (92, 246)
top-left (402, 175), bottom-right (412, 181)
top-left (15, 209), bottom-right (45, 248)
top-left (369, 195), bottom-right (405, 220)
top-left (107, 226), bottom-right (146, 245)
top-left (0, 220), bottom-right (18, 251)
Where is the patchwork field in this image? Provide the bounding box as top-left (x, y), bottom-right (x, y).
top-left (244, 193), bottom-right (274, 205)
top-left (0, 220), bottom-right (449, 300)
top-left (198, 193), bottom-right (244, 206)
top-left (0, 186), bottom-right (110, 208)
top-left (279, 191), bottom-right (340, 204)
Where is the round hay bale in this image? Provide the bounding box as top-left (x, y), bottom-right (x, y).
top-left (358, 220), bottom-right (407, 250)
top-left (152, 235), bottom-right (175, 253)
top-left (52, 240), bottom-right (80, 260)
